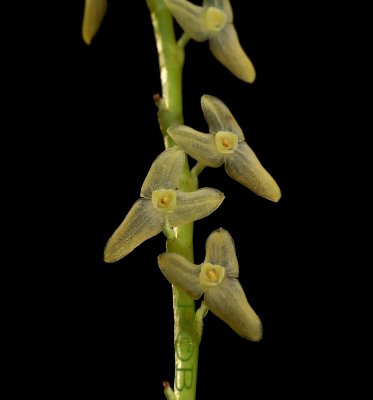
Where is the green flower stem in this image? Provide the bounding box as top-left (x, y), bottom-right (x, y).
top-left (195, 301), bottom-right (209, 343)
top-left (177, 33), bottom-right (191, 49)
top-left (146, 1), bottom-right (200, 399)
top-left (191, 162), bottom-right (206, 178)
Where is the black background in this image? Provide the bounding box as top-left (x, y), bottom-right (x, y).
top-left (8, 1), bottom-right (354, 398)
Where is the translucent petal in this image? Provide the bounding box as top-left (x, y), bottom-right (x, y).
top-left (225, 142), bottom-right (281, 202)
top-left (203, 0), bottom-right (233, 23)
top-left (215, 131), bottom-right (238, 154)
top-left (167, 126), bottom-right (224, 167)
top-left (209, 24), bottom-right (256, 83)
top-left (164, 0), bottom-right (210, 42)
top-left (201, 95), bottom-right (244, 139)
top-left (141, 147), bottom-right (186, 198)
top-left (204, 228), bottom-right (239, 277)
top-left (204, 7), bottom-right (227, 32)
top-left (168, 188), bottom-right (225, 227)
top-left (152, 189), bottom-right (177, 213)
top-left (204, 278), bottom-right (263, 341)
top-left (158, 252), bottom-right (204, 299)
top-left (82, 0), bottom-right (108, 45)
top-left (200, 263), bottom-right (225, 287)
top-left (104, 199), bottom-right (163, 263)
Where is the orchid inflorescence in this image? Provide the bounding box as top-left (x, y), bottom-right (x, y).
top-left (103, 90), bottom-right (280, 338)
top-left (82, 0), bottom-right (281, 398)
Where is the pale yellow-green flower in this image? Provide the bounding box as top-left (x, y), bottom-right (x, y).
top-left (164, 0), bottom-right (256, 83)
top-left (158, 228), bottom-right (263, 341)
top-left (82, 0), bottom-right (108, 45)
top-left (104, 147), bottom-right (225, 263)
top-left (168, 95), bottom-right (281, 202)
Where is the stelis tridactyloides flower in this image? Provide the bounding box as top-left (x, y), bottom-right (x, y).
top-left (82, 0), bottom-right (108, 45)
top-left (104, 147), bottom-right (225, 263)
top-left (164, 0), bottom-right (256, 83)
top-left (167, 94), bottom-right (281, 202)
top-left (158, 228), bottom-right (263, 341)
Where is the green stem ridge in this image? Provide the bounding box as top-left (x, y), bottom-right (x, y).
top-left (146, 1), bottom-right (200, 399)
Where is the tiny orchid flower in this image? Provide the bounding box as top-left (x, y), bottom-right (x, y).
top-left (82, 0), bottom-right (108, 45)
top-left (167, 94), bottom-right (281, 202)
top-left (158, 228), bottom-right (262, 341)
top-left (164, 0), bottom-right (256, 83)
top-left (104, 147), bottom-right (225, 263)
